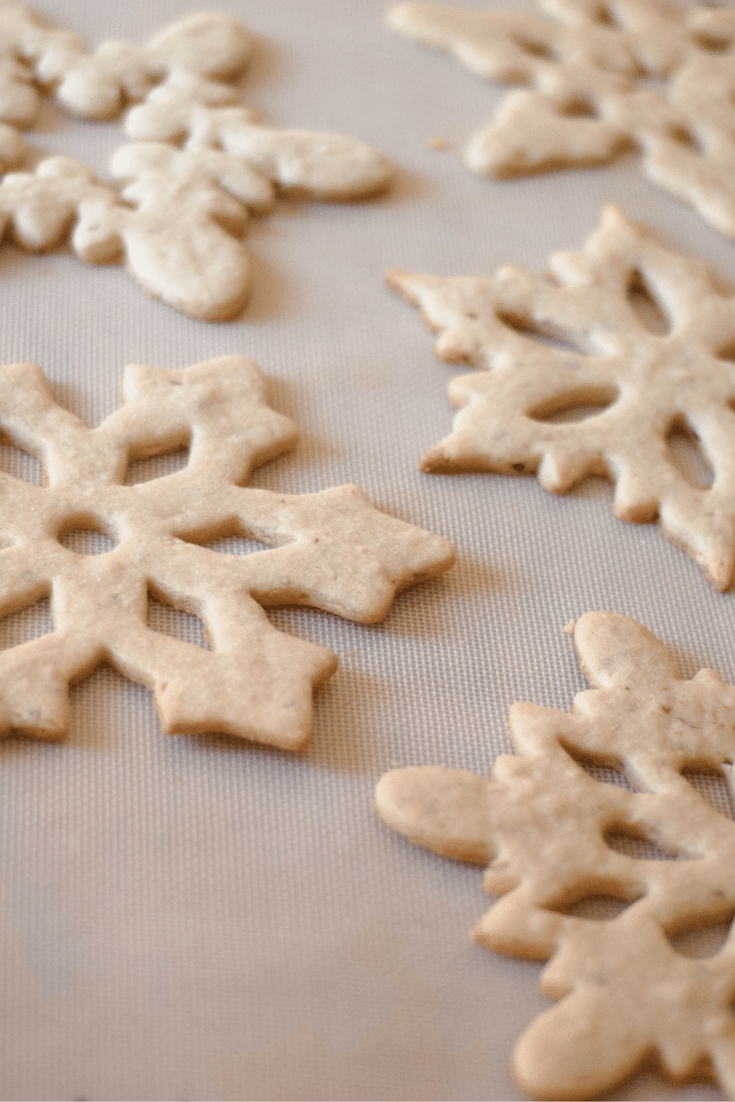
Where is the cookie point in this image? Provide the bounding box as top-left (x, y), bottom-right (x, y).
top-left (420, 446), bottom-right (456, 472)
top-left (385, 268), bottom-right (412, 294)
top-left (702, 549), bottom-right (735, 592)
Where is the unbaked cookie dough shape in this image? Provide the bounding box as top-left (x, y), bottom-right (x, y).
top-left (388, 205), bottom-right (735, 591)
top-left (0, 355), bottom-right (454, 749)
top-left (0, 149), bottom-right (262, 322)
top-left (387, 1), bottom-right (735, 238)
top-left (376, 611), bottom-right (735, 1100)
top-left (0, 6), bottom-right (255, 156)
top-left (0, 5), bottom-right (394, 319)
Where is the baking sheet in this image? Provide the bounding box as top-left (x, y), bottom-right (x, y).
top-left (0, 0), bottom-right (733, 1098)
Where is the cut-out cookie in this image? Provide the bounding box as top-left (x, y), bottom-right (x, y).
top-left (126, 93), bottom-right (395, 202)
top-left (637, 23), bottom-right (735, 240)
top-left (0, 132), bottom-right (389, 321)
top-left (387, 1), bottom-right (735, 237)
top-left (0, 5), bottom-right (254, 123)
top-left (0, 150), bottom-right (259, 321)
top-left (23, 5), bottom-right (392, 199)
top-left (376, 611), bottom-right (735, 1100)
top-left (387, 206), bottom-right (735, 590)
top-left (0, 6), bottom-right (393, 317)
top-left (0, 354), bottom-right (454, 748)
top-left (0, 1), bottom-right (85, 127)
top-left (32, 6), bottom-right (392, 201)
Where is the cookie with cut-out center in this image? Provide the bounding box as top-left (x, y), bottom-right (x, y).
top-left (387, 1), bottom-right (735, 238)
top-left (388, 205), bottom-right (735, 590)
top-left (0, 354), bottom-right (454, 748)
top-left (376, 611), bottom-right (735, 1099)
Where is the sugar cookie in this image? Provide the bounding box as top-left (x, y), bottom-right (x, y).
top-left (0, 6), bottom-right (393, 317)
top-left (376, 611), bottom-right (735, 1100)
top-left (387, 1), bottom-right (735, 237)
top-left (388, 206), bottom-right (735, 590)
top-left (0, 355), bottom-right (454, 748)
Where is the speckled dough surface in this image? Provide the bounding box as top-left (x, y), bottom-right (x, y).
top-left (389, 206), bottom-right (735, 590)
top-left (387, 0), bottom-right (735, 238)
top-left (0, 4), bottom-right (394, 318)
top-left (0, 354), bottom-right (454, 748)
top-left (376, 611), bottom-right (735, 1100)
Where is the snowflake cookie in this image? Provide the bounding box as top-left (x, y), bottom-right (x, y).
top-left (387, 0), bottom-right (735, 237)
top-left (0, 148), bottom-right (267, 322)
top-left (376, 611), bottom-right (735, 1100)
top-left (0, 354), bottom-right (454, 748)
top-left (388, 205), bottom-right (735, 590)
top-left (0, 5), bottom-right (393, 319)
top-left (0, 6), bottom-right (256, 155)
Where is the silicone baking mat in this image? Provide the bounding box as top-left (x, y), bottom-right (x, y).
top-left (0, 1), bottom-right (732, 1098)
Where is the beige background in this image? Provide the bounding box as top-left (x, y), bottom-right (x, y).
top-left (0, 0), bottom-right (733, 1098)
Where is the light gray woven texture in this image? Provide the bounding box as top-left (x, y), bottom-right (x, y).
top-left (0, 0), bottom-right (733, 1098)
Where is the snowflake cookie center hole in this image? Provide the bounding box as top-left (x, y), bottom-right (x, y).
top-left (58, 518), bottom-right (117, 555)
top-left (603, 819), bottom-right (700, 859)
top-left (716, 344), bottom-right (735, 364)
top-left (527, 385), bottom-right (619, 423)
top-left (666, 417), bottom-right (714, 490)
top-left (594, 4), bottom-right (623, 29)
top-left (626, 269), bottom-right (671, 335)
top-left (551, 889), bottom-right (642, 921)
top-left (559, 97), bottom-right (598, 119)
top-left (173, 517), bottom-right (272, 554)
top-left (0, 439), bottom-right (43, 485)
top-left (560, 739), bottom-right (636, 787)
top-left (124, 438), bottom-right (191, 485)
top-left (668, 913), bottom-right (735, 959)
top-left (146, 586), bottom-right (211, 651)
top-left (205, 534), bottom-right (270, 555)
top-left (692, 30), bottom-right (733, 54)
top-left (0, 590), bottom-right (53, 650)
top-left (604, 826), bottom-right (689, 862)
top-left (668, 123), bottom-right (706, 155)
top-left (514, 35), bottom-right (556, 61)
top-left (682, 767), bottom-right (735, 819)
top-left (496, 309), bottom-right (590, 355)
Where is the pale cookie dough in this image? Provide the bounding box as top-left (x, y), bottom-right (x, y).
top-left (376, 611), bottom-right (735, 1100)
top-left (1, 6), bottom-right (254, 122)
top-left (0, 0), bottom-right (87, 126)
top-left (0, 150), bottom-right (258, 321)
top-left (0, 355), bottom-right (454, 748)
top-left (35, 5), bottom-right (393, 197)
top-left (0, 6), bottom-right (393, 317)
top-left (388, 205), bottom-right (735, 591)
top-left (49, 11), bottom-right (253, 120)
top-left (387, 1), bottom-right (735, 237)
top-left (127, 95), bottom-right (395, 201)
top-left (0, 132), bottom-right (389, 320)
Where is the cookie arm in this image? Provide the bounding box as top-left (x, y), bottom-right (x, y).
top-left (109, 602), bottom-right (337, 750)
top-left (230, 485), bottom-right (455, 622)
top-left (375, 766), bottom-right (494, 864)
